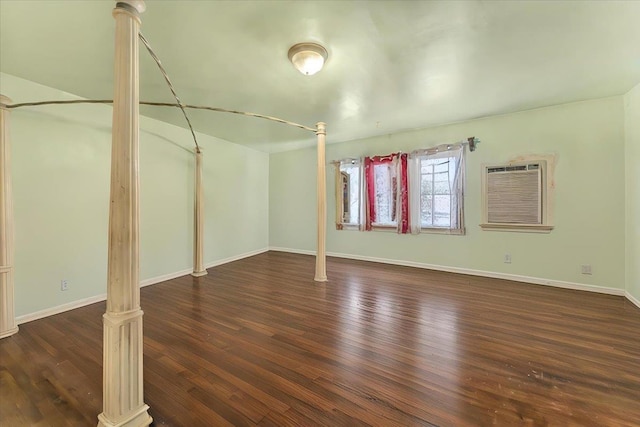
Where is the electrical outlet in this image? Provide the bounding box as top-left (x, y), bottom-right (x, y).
top-left (581, 265), bottom-right (592, 275)
top-left (504, 254), bottom-right (511, 264)
top-left (61, 279), bottom-right (69, 291)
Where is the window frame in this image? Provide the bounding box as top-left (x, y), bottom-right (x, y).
top-left (411, 146), bottom-right (466, 235)
top-left (333, 143), bottom-right (469, 235)
top-left (370, 161), bottom-right (399, 228)
top-left (480, 155), bottom-right (555, 233)
top-left (334, 159), bottom-right (363, 230)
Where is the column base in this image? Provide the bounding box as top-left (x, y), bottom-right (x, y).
top-left (98, 404), bottom-right (152, 427)
top-left (0, 326), bottom-right (18, 339)
top-left (314, 275), bottom-right (328, 282)
top-left (191, 270), bottom-right (208, 277)
top-left (101, 310), bottom-right (150, 427)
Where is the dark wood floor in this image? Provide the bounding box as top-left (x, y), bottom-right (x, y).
top-left (1, 251), bottom-right (639, 426)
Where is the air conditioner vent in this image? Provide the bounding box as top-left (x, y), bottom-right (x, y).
top-left (486, 162), bottom-right (542, 225)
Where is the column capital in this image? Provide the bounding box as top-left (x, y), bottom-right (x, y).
top-left (113, 1), bottom-right (145, 22)
top-left (116, 0), bottom-right (145, 14)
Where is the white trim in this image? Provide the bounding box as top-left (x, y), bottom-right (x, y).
top-left (204, 247), bottom-right (269, 269)
top-left (269, 246), bottom-right (316, 256)
top-left (140, 268), bottom-right (192, 288)
top-left (16, 246), bottom-right (628, 325)
top-left (268, 247), bottom-right (625, 296)
top-left (16, 247), bottom-right (270, 325)
top-left (479, 223), bottom-right (554, 233)
top-left (626, 291), bottom-right (640, 309)
top-left (16, 293), bottom-right (107, 325)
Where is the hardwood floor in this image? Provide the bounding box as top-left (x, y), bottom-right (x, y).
top-left (1, 251), bottom-right (639, 426)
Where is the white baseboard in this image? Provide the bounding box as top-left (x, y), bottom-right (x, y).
top-left (268, 246), bottom-right (626, 296)
top-left (140, 268), bottom-right (192, 288)
top-left (269, 246), bottom-right (316, 256)
top-left (17, 294), bottom-right (107, 325)
top-left (626, 291), bottom-right (640, 309)
top-left (205, 247), bottom-right (269, 269)
top-left (16, 247), bottom-right (270, 325)
top-left (16, 246), bottom-right (630, 325)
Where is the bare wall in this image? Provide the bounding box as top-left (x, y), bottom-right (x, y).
top-left (270, 97), bottom-right (626, 292)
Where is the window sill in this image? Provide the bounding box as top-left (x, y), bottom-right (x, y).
top-left (337, 224), bottom-right (360, 231)
top-left (420, 227), bottom-right (465, 235)
top-left (480, 223), bottom-right (554, 233)
top-left (372, 223), bottom-right (398, 232)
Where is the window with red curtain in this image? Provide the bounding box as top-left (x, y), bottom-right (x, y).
top-left (364, 153), bottom-right (408, 233)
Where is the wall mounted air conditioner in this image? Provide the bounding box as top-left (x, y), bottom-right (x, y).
top-left (481, 160), bottom-right (553, 232)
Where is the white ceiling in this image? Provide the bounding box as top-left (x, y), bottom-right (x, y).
top-left (1, 0), bottom-right (639, 152)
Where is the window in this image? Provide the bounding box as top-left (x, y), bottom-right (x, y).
top-left (409, 145), bottom-right (465, 234)
top-left (480, 156), bottom-right (555, 232)
top-left (334, 143), bottom-right (467, 235)
top-left (372, 162), bottom-right (397, 226)
top-left (420, 157), bottom-right (456, 228)
top-left (365, 153), bottom-right (408, 232)
top-left (334, 159), bottom-right (362, 229)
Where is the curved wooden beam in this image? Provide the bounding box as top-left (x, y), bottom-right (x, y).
top-left (1, 100), bottom-right (317, 133)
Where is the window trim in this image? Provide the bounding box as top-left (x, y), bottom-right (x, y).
top-left (334, 159), bottom-right (363, 230)
top-left (420, 226), bottom-right (466, 235)
top-left (371, 160), bottom-right (399, 227)
top-left (411, 146), bottom-right (466, 235)
top-left (418, 155), bottom-right (456, 230)
top-left (371, 223), bottom-right (398, 231)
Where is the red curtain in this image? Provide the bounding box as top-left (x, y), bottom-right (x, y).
top-left (364, 156), bottom-right (374, 230)
top-left (399, 153), bottom-right (409, 234)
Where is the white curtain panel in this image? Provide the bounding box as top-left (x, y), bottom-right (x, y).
top-left (408, 154), bottom-right (422, 234)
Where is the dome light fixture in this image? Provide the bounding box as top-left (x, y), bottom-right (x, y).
top-left (288, 42), bottom-right (328, 76)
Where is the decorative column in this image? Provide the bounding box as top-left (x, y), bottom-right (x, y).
top-left (98, 2), bottom-right (152, 427)
top-left (0, 95), bottom-right (18, 339)
top-left (315, 122), bottom-right (327, 282)
top-left (191, 148), bottom-right (207, 277)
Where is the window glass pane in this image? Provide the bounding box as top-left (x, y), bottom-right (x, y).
top-left (373, 163), bottom-right (397, 225)
top-left (421, 175), bottom-right (433, 194)
top-left (348, 172), bottom-right (359, 224)
top-left (340, 163), bottom-right (360, 225)
top-left (433, 180), bottom-right (450, 194)
top-left (421, 197), bottom-right (432, 227)
top-left (433, 195), bottom-right (451, 227)
top-left (434, 161), bottom-right (450, 173)
top-left (420, 155), bottom-right (456, 228)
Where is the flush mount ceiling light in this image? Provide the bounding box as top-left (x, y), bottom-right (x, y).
top-left (288, 42), bottom-right (328, 76)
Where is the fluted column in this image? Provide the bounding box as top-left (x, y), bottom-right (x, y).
top-left (191, 148), bottom-right (207, 277)
top-left (0, 95), bottom-right (18, 339)
top-left (315, 122), bottom-right (327, 282)
top-left (98, 1), bottom-right (152, 427)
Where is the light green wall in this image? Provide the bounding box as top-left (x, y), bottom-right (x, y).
top-left (2, 69), bottom-right (633, 318)
top-left (625, 83), bottom-right (640, 302)
top-left (1, 73), bottom-right (269, 317)
top-left (270, 97), bottom-right (626, 290)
